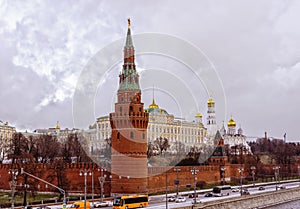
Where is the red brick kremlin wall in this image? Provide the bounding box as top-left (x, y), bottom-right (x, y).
top-left (0, 163), bottom-right (298, 195)
top-left (0, 163), bottom-right (111, 196)
top-left (0, 163), bottom-right (239, 195)
top-left (148, 165), bottom-right (233, 193)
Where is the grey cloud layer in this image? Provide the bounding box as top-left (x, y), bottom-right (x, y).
top-left (0, 0), bottom-right (299, 140)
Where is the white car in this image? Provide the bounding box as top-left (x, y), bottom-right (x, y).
top-left (232, 188), bottom-right (240, 192)
top-left (192, 199), bottom-right (201, 204)
top-left (175, 196), bottom-right (186, 203)
top-left (94, 201), bottom-right (112, 208)
top-left (168, 195), bottom-right (176, 202)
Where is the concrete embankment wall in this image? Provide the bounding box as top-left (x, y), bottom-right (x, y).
top-left (177, 187), bottom-right (300, 209)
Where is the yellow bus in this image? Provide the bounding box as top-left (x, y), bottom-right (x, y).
top-left (68, 201), bottom-right (90, 209)
top-left (113, 195), bottom-right (148, 209)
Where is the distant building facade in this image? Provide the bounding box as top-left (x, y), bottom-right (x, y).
top-left (89, 98), bottom-right (208, 157)
top-left (0, 121), bottom-right (16, 162)
top-left (90, 97), bottom-right (259, 158)
top-left (145, 99), bottom-right (207, 153)
top-left (34, 122), bottom-right (80, 143)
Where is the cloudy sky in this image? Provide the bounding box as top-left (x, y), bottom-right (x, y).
top-left (0, 0), bottom-right (300, 141)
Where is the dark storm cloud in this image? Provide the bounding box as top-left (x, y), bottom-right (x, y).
top-left (0, 0), bottom-right (299, 140)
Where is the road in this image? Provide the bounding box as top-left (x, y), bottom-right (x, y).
top-left (46, 180), bottom-right (300, 209)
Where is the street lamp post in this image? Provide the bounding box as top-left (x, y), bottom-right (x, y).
top-left (20, 168), bottom-right (66, 208)
top-left (165, 170), bottom-right (168, 209)
top-left (80, 168), bottom-right (91, 209)
top-left (220, 166), bottom-right (226, 185)
top-left (8, 169), bottom-right (18, 209)
top-left (98, 168), bottom-right (106, 202)
top-left (298, 165), bottom-right (300, 187)
top-left (174, 167), bottom-right (181, 197)
top-left (91, 171), bottom-right (94, 206)
top-left (238, 167), bottom-right (244, 196)
top-left (251, 166), bottom-right (256, 185)
top-left (273, 166), bottom-right (280, 191)
top-left (191, 167), bottom-right (199, 204)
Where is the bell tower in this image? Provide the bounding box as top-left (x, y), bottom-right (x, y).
top-left (207, 96), bottom-right (217, 137)
top-left (110, 19), bottom-right (149, 195)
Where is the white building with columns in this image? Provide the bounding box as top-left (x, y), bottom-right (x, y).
top-left (88, 98), bottom-right (209, 155)
top-left (86, 96), bottom-right (251, 156)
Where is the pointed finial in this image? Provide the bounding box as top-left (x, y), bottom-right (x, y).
top-left (149, 86), bottom-right (159, 109)
top-left (152, 85), bottom-right (154, 101)
top-left (128, 18), bottom-right (131, 29)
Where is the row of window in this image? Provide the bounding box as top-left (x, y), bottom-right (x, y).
top-left (147, 125), bottom-right (203, 135)
top-left (117, 132), bottom-right (145, 140)
top-left (119, 106), bottom-right (143, 113)
top-left (148, 135), bottom-right (203, 144)
top-left (0, 133), bottom-right (12, 139)
top-left (98, 122), bottom-right (110, 129)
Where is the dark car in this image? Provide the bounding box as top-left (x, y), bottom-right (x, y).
top-left (204, 192), bottom-right (214, 197)
top-left (242, 189), bottom-right (250, 195)
top-left (232, 188), bottom-right (240, 192)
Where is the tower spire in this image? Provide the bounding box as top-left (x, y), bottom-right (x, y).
top-left (152, 85), bottom-right (155, 103)
top-left (125, 18), bottom-right (133, 47)
top-left (119, 18), bottom-right (139, 91)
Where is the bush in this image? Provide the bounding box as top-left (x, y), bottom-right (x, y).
top-left (196, 181), bottom-right (207, 189)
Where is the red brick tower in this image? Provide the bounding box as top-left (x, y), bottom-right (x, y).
top-left (110, 19), bottom-right (149, 195)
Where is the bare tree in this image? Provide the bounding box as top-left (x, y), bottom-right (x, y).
top-left (32, 135), bottom-right (60, 163)
top-left (174, 141), bottom-right (186, 156)
top-left (46, 159), bottom-right (70, 201)
top-left (62, 133), bottom-right (91, 163)
top-left (154, 136), bottom-right (170, 156)
top-left (8, 133), bottom-right (30, 164)
top-left (147, 141), bottom-right (155, 158)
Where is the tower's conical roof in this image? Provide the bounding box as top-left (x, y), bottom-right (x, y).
top-left (125, 18), bottom-right (133, 47)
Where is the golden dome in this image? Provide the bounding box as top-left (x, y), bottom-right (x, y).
top-left (227, 116), bottom-right (236, 127)
top-left (56, 121), bottom-right (60, 130)
top-left (195, 113), bottom-right (202, 117)
top-left (207, 97), bottom-right (215, 107)
top-left (149, 99), bottom-right (159, 109)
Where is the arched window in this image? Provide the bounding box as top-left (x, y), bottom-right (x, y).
top-left (130, 106), bottom-right (133, 112)
top-left (117, 132), bottom-right (120, 139)
top-left (142, 133), bottom-right (145, 139)
top-left (130, 132), bottom-right (134, 139)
